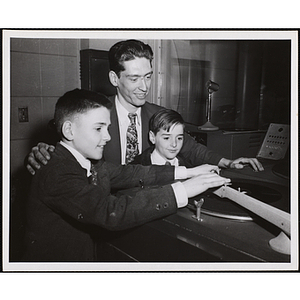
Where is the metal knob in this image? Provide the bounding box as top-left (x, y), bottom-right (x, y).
top-left (192, 198), bottom-right (204, 221)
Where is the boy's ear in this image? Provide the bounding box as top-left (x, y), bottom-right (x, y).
top-left (62, 120), bottom-right (74, 141)
top-left (149, 131), bottom-right (156, 145)
top-left (109, 70), bottom-right (119, 87)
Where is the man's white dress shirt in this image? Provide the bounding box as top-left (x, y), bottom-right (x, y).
top-left (115, 96), bottom-right (142, 165)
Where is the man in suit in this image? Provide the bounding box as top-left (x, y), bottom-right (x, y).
top-left (22, 89), bottom-right (229, 262)
top-left (26, 39), bottom-right (264, 173)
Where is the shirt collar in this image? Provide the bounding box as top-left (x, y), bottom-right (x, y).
top-left (151, 149), bottom-right (179, 166)
top-left (115, 95), bottom-right (141, 126)
top-left (60, 141), bottom-right (92, 176)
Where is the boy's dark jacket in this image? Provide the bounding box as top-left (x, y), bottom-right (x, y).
top-left (23, 143), bottom-right (178, 262)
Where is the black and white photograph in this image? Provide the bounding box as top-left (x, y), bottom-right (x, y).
top-left (2, 30), bottom-right (298, 275)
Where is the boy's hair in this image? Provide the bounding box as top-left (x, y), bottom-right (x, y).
top-left (149, 109), bottom-right (185, 135)
top-left (108, 39), bottom-right (154, 77)
top-left (54, 89), bottom-right (112, 136)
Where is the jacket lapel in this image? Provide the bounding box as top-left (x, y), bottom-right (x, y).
top-left (141, 103), bottom-right (151, 152)
top-left (103, 97), bottom-right (122, 164)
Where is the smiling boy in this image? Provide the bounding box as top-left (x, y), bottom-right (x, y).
top-left (149, 109), bottom-right (185, 165)
top-left (22, 89), bottom-right (230, 262)
top-left (132, 109), bottom-right (189, 166)
top-left (133, 109), bottom-right (211, 170)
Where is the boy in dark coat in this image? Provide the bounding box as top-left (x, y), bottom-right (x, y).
top-left (132, 108), bottom-right (193, 167)
top-left (22, 89), bottom-right (230, 262)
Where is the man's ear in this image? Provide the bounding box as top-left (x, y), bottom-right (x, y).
top-left (149, 131), bottom-right (156, 145)
top-left (109, 70), bottom-right (119, 87)
top-left (62, 120), bottom-right (74, 141)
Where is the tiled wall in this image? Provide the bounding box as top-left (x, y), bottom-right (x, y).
top-left (10, 38), bottom-right (80, 177)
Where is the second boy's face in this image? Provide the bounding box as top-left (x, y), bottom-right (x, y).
top-left (150, 123), bottom-right (184, 161)
top-left (72, 107), bottom-right (111, 160)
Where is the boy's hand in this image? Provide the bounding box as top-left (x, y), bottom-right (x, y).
top-left (26, 142), bottom-right (55, 175)
top-left (186, 164), bottom-right (220, 178)
top-left (182, 173), bottom-right (231, 198)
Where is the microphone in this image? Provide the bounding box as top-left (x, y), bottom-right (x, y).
top-left (206, 80), bottom-right (219, 94)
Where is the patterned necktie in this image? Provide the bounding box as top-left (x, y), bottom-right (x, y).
top-left (126, 113), bottom-right (139, 164)
top-left (89, 163), bottom-right (98, 185)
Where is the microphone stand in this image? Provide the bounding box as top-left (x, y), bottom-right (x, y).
top-left (198, 80), bottom-right (219, 131)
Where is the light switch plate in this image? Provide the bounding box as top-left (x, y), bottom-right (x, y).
top-left (18, 107), bottom-right (29, 122)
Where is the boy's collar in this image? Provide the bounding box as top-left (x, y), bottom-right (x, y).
top-left (151, 149), bottom-right (179, 166)
top-left (60, 141), bottom-right (92, 176)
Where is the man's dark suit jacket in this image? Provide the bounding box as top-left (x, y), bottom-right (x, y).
top-left (23, 143), bottom-right (178, 262)
top-left (103, 98), bottom-right (223, 166)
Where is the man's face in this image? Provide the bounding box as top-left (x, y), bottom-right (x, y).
top-left (115, 57), bottom-right (153, 111)
top-left (72, 107), bottom-right (111, 160)
top-left (149, 123), bottom-right (184, 161)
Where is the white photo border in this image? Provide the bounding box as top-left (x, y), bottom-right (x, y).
top-left (2, 29), bottom-right (299, 272)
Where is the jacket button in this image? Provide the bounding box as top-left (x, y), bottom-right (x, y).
top-left (156, 204), bottom-right (161, 210)
top-left (139, 179), bottom-right (144, 188)
top-left (77, 213), bottom-right (84, 219)
top-left (163, 202), bottom-right (169, 208)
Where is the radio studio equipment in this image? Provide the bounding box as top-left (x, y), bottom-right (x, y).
top-left (198, 80), bottom-right (220, 131)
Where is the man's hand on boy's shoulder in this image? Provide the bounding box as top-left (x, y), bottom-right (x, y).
top-left (26, 142), bottom-right (55, 175)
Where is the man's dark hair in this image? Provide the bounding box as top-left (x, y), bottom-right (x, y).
top-left (108, 39), bottom-right (154, 77)
top-left (54, 89), bottom-right (112, 136)
top-left (149, 109), bottom-right (185, 135)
